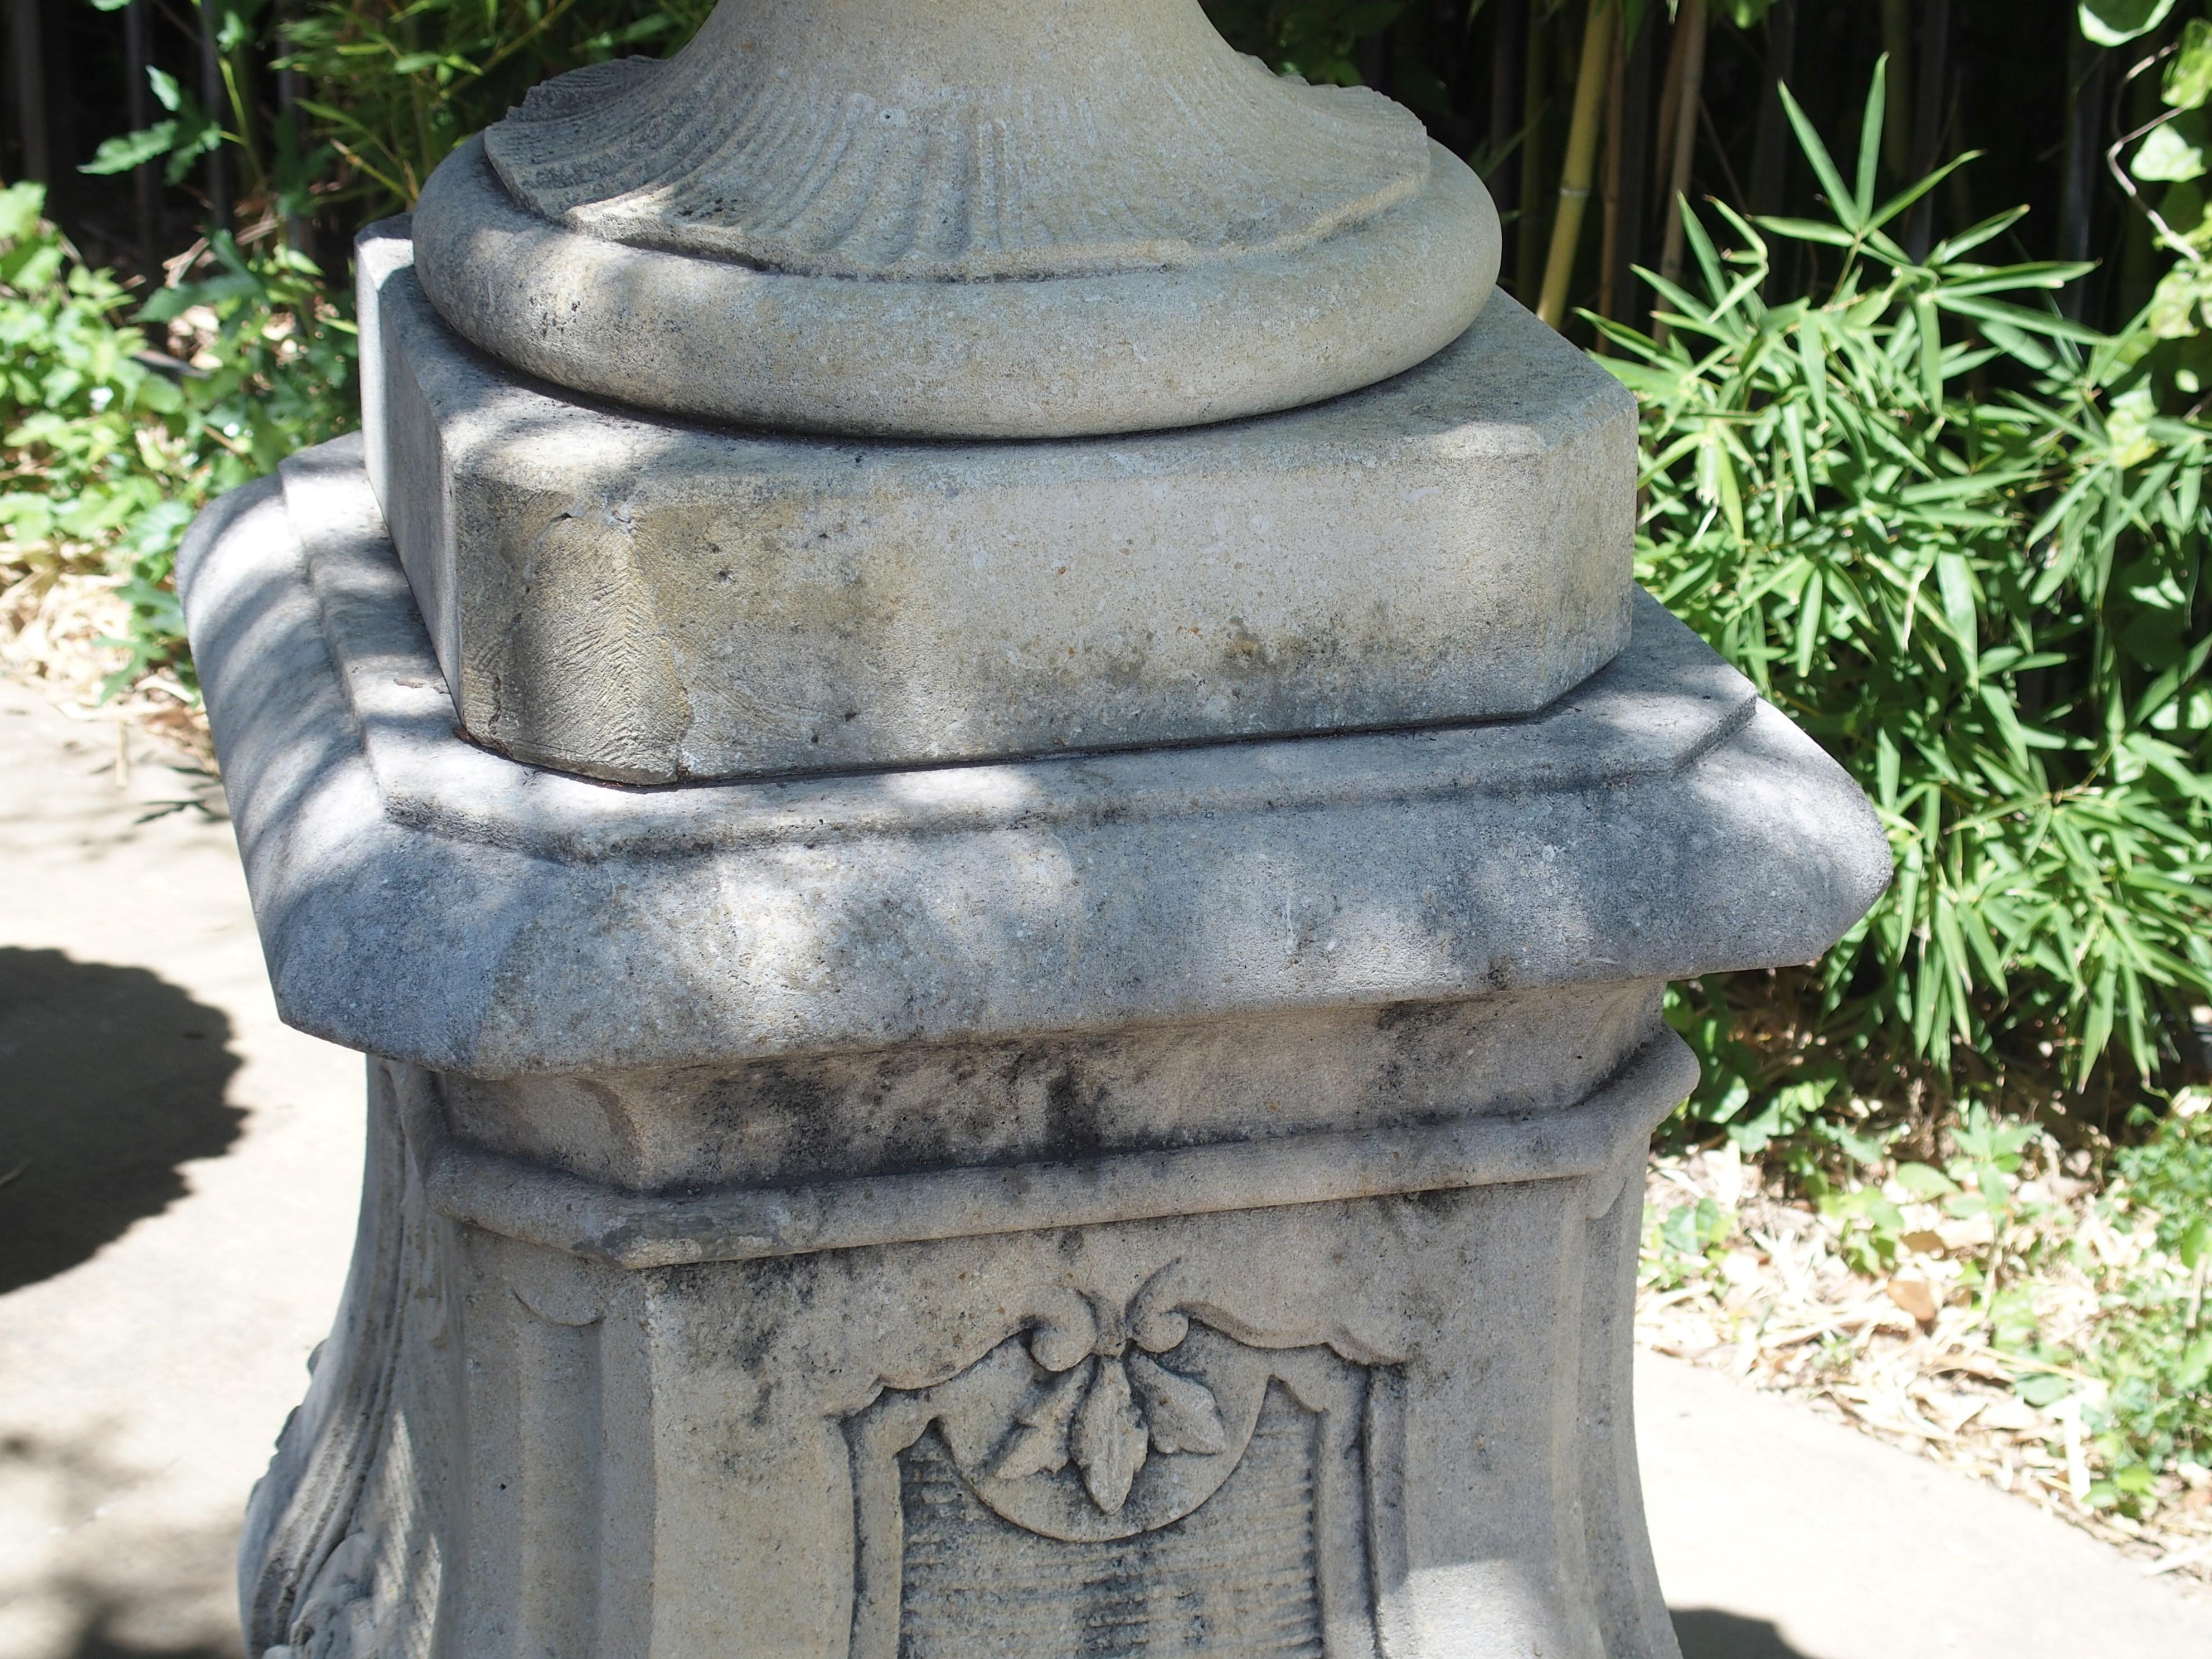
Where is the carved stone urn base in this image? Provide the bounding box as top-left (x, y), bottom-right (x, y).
top-left (251, 1040), bottom-right (1688, 1659)
top-left (182, 442), bottom-right (1888, 1659)
top-left (409, 0), bottom-right (1500, 437)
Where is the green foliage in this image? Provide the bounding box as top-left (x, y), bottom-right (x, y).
top-left (2081, 0), bottom-right (2181, 46)
top-left (2111, 3), bottom-right (2212, 391)
top-left (1640, 1192), bottom-right (1734, 1292)
top-left (1810, 1105), bottom-right (2036, 1282)
top-left (0, 183), bottom-right (355, 691)
top-left (76, 0), bottom-right (719, 225)
top-left (279, 0), bottom-right (716, 213)
top-left (2116, 1100), bottom-right (2212, 1263)
top-left (2075, 1103), bottom-right (2212, 1506)
top-left (1597, 68), bottom-right (2212, 1111)
top-left (1200, 0), bottom-right (1406, 86)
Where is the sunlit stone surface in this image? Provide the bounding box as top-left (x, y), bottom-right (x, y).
top-left (183, 3), bottom-right (1887, 1653)
top-left (408, 0), bottom-right (1498, 438)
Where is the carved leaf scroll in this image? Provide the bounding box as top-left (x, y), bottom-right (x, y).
top-left (988, 1359), bottom-right (1090, 1483)
top-left (983, 1340), bottom-right (1229, 1516)
top-left (1068, 1357), bottom-right (1149, 1514)
top-left (1127, 1352), bottom-right (1228, 1456)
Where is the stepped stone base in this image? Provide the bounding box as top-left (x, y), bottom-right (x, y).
top-left (181, 440), bottom-right (1886, 1659)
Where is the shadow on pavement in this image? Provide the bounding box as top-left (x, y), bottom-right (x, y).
top-left (1674, 1607), bottom-right (1821, 1659)
top-left (2, 1428), bottom-right (250, 1659)
top-left (0, 947), bottom-right (245, 1293)
top-left (60, 1605), bottom-right (239, 1659)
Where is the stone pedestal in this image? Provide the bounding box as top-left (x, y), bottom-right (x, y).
top-left (186, 439), bottom-right (1885, 1658)
top-left (187, 2), bottom-right (1887, 1652)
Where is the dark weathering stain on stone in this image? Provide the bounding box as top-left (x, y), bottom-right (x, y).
top-left (891, 1383), bottom-right (1325, 1659)
top-left (1044, 1064), bottom-right (1111, 1159)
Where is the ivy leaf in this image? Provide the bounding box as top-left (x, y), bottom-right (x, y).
top-left (2165, 18), bottom-right (2212, 109)
top-left (2080, 0), bottom-right (2177, 47)
top-left (1893, 1162), bottom-right (1960, 1201)
top-left (989, 1357), bottom-right (1090, 1482)
top-left (1127, 1354), bottom-right (1227, 1456)
top-left (0, 181), bottom-right (43, 242)
top-left (2132, 118), bottom-right (2206, 183)
top-left (2148, 262), bottom-right (2212, 338)
top-left (80, 123), bottom-right (181, 177)
top-left (1069, 1356), bottom-right (1147, 1513)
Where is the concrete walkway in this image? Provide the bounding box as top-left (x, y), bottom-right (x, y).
top-left (1, 672), bottom-right (2205, 1659)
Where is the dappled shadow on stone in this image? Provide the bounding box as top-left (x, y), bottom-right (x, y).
top-left (1673, 1607), bottom-right (1821, 1659)
top-left (0, 947), bottom-right (244, 1293)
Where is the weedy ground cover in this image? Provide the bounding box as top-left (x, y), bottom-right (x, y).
top-left (0, 181), bottom-right (351, 741)
top-left (1639, 1094), bottom-right (2212, 1579)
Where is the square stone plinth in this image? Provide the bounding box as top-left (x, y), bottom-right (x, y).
top-left (360, 221), bottom-right (1636, 785)
top-left (182, 438), bottom-right (1885, 1076)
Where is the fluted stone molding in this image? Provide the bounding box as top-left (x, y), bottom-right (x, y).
top-left (410, 0), bottom-right (1500, 437)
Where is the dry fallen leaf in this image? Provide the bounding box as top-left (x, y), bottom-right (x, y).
top-left (1937, 1215), bottom-right (1995, 1252)
top-left (1636, 1151), bottom-right (2212, 1584)
top-left (1886, 1273), bottom-right (1939, 1325)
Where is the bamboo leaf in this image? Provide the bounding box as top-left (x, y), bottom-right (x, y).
top-left (1853, 57), bottom-right (1886, 222)
top-left (1778, 81), bottom-right (1861, 232)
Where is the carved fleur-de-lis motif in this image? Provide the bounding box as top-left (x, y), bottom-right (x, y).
top-left (989, 1347), bottom-right (1229, 1514)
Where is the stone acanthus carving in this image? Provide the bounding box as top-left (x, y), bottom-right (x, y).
top-left (483, 0), bottom-right (1429, 281)
top-left (991, 1343), bottom-right (1226, 1514)
top-left (261, 1532), bottom-right (388, 1659)
top-left (845, 1265), bottom-right (1396, 1659)
top-left (242, 1064), bottom-right (450, 1659)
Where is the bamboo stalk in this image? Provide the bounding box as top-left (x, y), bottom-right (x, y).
top-left (1490, 0), bottom-right (1527, 286)
top-left (1748, 0), bottom-right (1796, 216)
top-left (1905, 0), bottom-right (1953, 260)
top-left (1611, 1), bottom-right (1655, 332)
top-left (1599, 6), bottom-right (1626, 323)
top-left (1879, 0), bottom-right (1914, 178)
top-left (198, 0), bottom-right (231, 231)
top-left (1536, 0), bottom-right (1616, 328)
top-left (10, 0), bottom-right (50, 185)
top-left (2058, 26), bottom-right (2107, 322)
top-left (1517, 0), bottom-right (1553, 302)
top-left (125, 0), bottom-right (158, 270)
top-left (1652, 2), bottom-right (1694, 203)
top-left (1654, 0), bottom-right (1707, 345)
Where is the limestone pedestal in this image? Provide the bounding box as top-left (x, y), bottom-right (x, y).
top-left (185, 434), bottom-right (1887, 1658)
top-left (192, 1), bottom-right (1884, 1645)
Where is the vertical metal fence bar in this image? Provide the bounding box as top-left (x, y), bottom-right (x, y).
top-left (276, 2), bottom-right (307, 253)
top-left (9, 0), bottom-right (51, 186)
top-left (124, 0), bottom-right (158, 270)
top-left (198, 0), bottom-right (230, 233)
